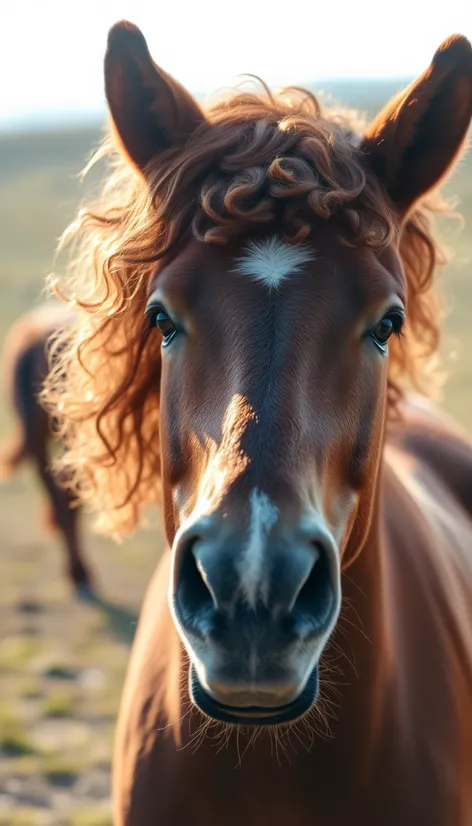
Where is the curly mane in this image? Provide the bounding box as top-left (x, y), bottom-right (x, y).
top-left (43, 83), bottom-right (450, 536)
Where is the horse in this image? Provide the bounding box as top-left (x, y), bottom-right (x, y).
top-left (43, 20), bottom-right (472, 825)
top-left (0, 302), bottom-right (94, 592)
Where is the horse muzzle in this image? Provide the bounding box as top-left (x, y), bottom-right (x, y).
top-left (170, 506), bottom-right (340, 725)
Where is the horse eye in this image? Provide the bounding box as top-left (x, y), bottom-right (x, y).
top-left (148, 308), bottom-right (178, 345)
top-left (371, 311), bottom-right (405, 348)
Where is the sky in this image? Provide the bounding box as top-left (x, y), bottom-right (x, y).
top-left (1, 0), bottom-right (471, 129)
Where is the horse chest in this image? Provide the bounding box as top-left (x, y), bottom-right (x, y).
top-left (119, 728), bottom-right (463, 826)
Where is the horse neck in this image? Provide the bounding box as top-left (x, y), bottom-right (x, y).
top-left (327, 456), bottom-right (401, 769)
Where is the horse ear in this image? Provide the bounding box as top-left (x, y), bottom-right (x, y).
top-left (361, 35), bottom-right (472, 214)
top-left (104, 21), bottom-right (205, 172)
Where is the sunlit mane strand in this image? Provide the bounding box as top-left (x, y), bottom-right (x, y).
top-left (42, 81), bottom-right (450, 537)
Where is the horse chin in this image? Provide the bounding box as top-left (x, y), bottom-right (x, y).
top-left (189, 664), bottom-right (319, 727)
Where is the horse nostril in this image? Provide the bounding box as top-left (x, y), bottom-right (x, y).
top-left (292, 543), bottom-right (335, 630)
top-left (176, 539), bottom-right (216, 621)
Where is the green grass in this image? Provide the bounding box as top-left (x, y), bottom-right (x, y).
top-left (0, 81), bottom-right (471, 821)
top-left (0, 706), bottom-right (37, 757)
top-left (0, 637), bottom-right (42, 669)
top-left (0, 811), bottom-right (47, 826)
top-left (0, 731), bottom-right (36, 758)
top-left (69, 809), bottom-right (112, 826)
top-left (42, 691), bottom-right (76, 718)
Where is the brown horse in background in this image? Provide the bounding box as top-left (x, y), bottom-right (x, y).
top-left (44, 21), bottom-right (472, 826)
top-left (0, 303), bottom-right (94, 592)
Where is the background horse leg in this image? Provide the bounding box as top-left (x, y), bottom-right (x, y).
top-left (36, 459), bottom-right (94, 592)
top-left (1, 335), bottom-right (95, 593)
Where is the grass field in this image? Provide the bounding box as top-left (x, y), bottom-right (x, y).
top-left (0, 83), bottom-right (471, 825)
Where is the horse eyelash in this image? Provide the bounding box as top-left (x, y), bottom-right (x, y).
top-left (143, 305), bottom-right (161, 336)
top-left (387, 309), bottom-right (406, 339)
top-left (392, 319), bottom-right (406, 339)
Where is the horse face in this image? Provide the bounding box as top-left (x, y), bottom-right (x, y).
top-left (102, 23), bottom-right (472, 725)
top-left (147, 228), bottom-right (405, 724)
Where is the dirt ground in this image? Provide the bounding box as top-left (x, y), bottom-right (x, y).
top-left (0, 469), bottom-right (161, 826)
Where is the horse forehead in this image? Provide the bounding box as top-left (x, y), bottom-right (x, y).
top-left (156, 232), bottom-right (399, 309)
top-left (163, 234), bottom-right (319, 282)
top-left (232, 236), bottom-right (316, 289)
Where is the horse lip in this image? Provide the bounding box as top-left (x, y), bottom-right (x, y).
top-left (204, 686), bottom-right (300, 708)
top-left (189, 664), bottom-right (319, 726)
